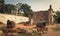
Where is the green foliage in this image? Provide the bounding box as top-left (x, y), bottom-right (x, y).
top-left (16, 3), bottom-right (22, 8)
top-left (21, 4), bottom-right (33, 17)
top-left (18, 33), bottom-right (32, 36)
top-left (18, 32), bottom-right (42, 36)
top-left (0, 0), bottom-right (5, 13)
top-left (17, 3), bottom-right (33, 17)
top-left (4, 4), bottom-right (16, 14)
top-left (0, 1), bottom-right (33, 16)
top-left (54, 11), bottom-right (60, 23)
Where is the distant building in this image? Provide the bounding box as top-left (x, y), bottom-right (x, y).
top-left (11, 7), bottom-right (24, 16)
top-left (29, 5), bottom-right (55, 25)
top-left (11, 8), bottom-right (19, 15)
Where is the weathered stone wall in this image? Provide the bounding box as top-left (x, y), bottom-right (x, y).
top-left (29, 5), bottom-right (54, 25)
top-left (0, 13), bottom-right (29, 24)
top-left (29, 11), bottom-right (49, 25)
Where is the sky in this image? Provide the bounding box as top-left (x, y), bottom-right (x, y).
top-left (5, 0), bottom-right (60, 11)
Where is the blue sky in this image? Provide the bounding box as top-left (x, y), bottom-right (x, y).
top-left (5, 0), bottom-right (60, 11)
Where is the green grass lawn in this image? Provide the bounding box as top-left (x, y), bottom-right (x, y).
top-left (18, 32), bottom-right (42, 36)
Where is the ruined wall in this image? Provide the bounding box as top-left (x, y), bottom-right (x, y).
top-left (29, 5), bottom-right (54, 25)
top-left (29, 11), bottom-right (49, 25)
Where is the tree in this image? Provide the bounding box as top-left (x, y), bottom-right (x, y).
top-left (4, 4), bottom-right (16, 14)
top-left (16, 3), bottom-right (33, 17)
top-left (16, 3), bottom-right (22, 9)
top-left (0, 0), bottom-right (5, 13)
top-left (54, 11), bottom-right (60, 23)
top-left (16, 3), bottom-right (22, 14)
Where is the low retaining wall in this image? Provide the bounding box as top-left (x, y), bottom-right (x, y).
top-left (0, 13), bottom-right (29, 24)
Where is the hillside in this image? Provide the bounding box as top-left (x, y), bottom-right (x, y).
top-left (0, 13), bottom-right (29, 24)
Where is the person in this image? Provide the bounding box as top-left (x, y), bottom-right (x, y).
top-left (7, 20), bottom-right (12, 28)
top-left (7, 20), bottom-right (15, 28)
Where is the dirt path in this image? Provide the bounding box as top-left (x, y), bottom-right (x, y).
top-left (43, 24), bottom-right (60, 36)
top-left (43, 31), bottom-right (60, 36)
